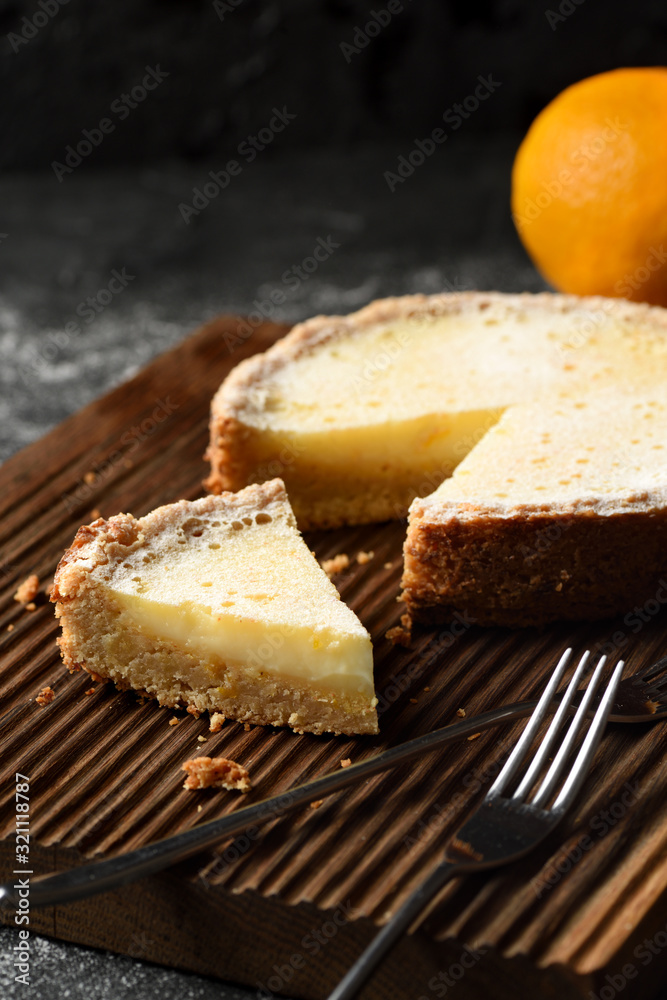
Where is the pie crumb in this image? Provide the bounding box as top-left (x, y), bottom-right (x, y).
top-left (386, 625), bottom-right (411, 647)
top-left (410, 698), bottom-right (418, 704)
top-left (14, 574), bottom-right (39, 605)
top-left (6, 624), bottom-right (14, 632)
top-left (84, 687), bottom-right (96, 696)
top-left (309, 799), bottom-right (324, 809)
top-left (321, 553), bottom-right (350, 577)
top-left (356, 550), bottom-right (374, 565)
top-left (467, 733), bottom-right (481, 741)
top-left (83, 471), bottom-right (96, 485)
top-left (168, 717), bottom-right (180, 726)
top-left (243, 722), bottom-right (251, 731)
top-left (35, 686), bottom-right (55, 707)
top-left (197, 735), bottom-right (207, 742)
top-left (90, 508), bottom-right (101, 520)
top-left (209, 713), bottom-right (226, 733)
top-left (340, 758), bottom-right (352, 768)
top-left (25, 602), bottom-right (36, 612)
top-left (423, 686), bottom-right (430, 692)
top-left (182, 756), bottom-right (251, 792)
top-left (187, 705), bottom-right (201, 719)
top-left (384, 562), bottom-right (393, 570)
top-left (457, 708), bottom-right (466, 718)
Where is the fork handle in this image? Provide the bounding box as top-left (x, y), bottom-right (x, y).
top-left (327, 860), bottom-right (462, 1000)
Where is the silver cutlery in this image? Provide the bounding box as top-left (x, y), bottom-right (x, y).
top-left (0, 650), bottom-right (662, 912)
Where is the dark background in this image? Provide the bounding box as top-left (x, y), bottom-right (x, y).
top-left (1, 0), bottom-right (666, 167)
top-left (2, 3), bottom-right (667, 998)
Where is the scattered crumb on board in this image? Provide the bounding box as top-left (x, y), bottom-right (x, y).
top-left (169, 717), bottom-right (180, 727)
top-left (386, 613), bottom-right (412, 647)
top-left (187, 705), bottom-right (201, 718)
top-left (84, 688), bottom-right (96, 696)
top-left (83, 471), bottom-right (96, 485)
top-left (182, 756), bottom-right (251, 792)
top-left (467, 733), bottom-right (481, 741)
top-left (457, 708), bottom-right (466, 718)
top-left (209, 713), bottom-right (225, 733)
top-left (197, 735), bottom-right (207, 743)
top-left (309, 800), bottom-right (324, 809)
top-left (35, 686), bottom-right (55, 707)
top-left (14, 575), bottom-right (39, 605)
top-left (340, 758), bottom-right (352, 768)
top-left (384, 561), bottom-right (393, 570)
top-left (386, 625), bottom-right (411, 647)
top-left (356, 550), bottom-right (374, 565)
top-left (321, 553), bottom-right (350, 577)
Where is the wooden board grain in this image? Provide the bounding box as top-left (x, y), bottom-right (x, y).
top-left (2, 316), bottom-right (667, 1000)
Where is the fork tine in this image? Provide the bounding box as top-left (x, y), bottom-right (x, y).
top-left (486, 647), bottom-right (574, 799)
top-left (630, 654), bottom-right (667, 684)
top-left (642, 669), bottom-right (667, 693)
top-left (551, 660), bottom-right (625, 812)
top-left (512, 650), bottom-right (599, 802)
top-left (531, 657), bottom-right (623, 810)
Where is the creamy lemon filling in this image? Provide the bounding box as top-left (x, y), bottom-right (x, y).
top-left (105, 500), bottom-right (375, 700)
top-left (241, 306), bottom-right (657, 437)
top-left (251, 311), bottom-right (585, 430)
top-left (237, 407), bottom-right (506, 495)
top-left (109, 589), bottom-right (374, 697)
top-left (428, 386), bottom-right (667, 512)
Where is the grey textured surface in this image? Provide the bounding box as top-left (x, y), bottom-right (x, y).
top-left (1, 140), bottom-right (543, 464)
top-left (0, 143), bottom-right (541, 998)
top-left (0, 925), bottom-right (253, 1000)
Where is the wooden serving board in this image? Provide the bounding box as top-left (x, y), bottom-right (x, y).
top-left (2, 317), bottom-right (667, 1000)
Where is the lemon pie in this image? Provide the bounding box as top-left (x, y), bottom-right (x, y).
top-left (206, 292), bottom-right (667, 625)
top-left (52, 480), bottom-right (378, 735)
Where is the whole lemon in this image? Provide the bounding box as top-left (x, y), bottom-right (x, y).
top-left (511, 67), bottom-right (667, 306)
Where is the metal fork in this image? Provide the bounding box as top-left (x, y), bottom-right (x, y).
top-left (327, 649), bottom-right (625, 1000)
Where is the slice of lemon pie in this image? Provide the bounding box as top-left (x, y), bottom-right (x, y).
top-left (52, 480), bottom-right (377, 735)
